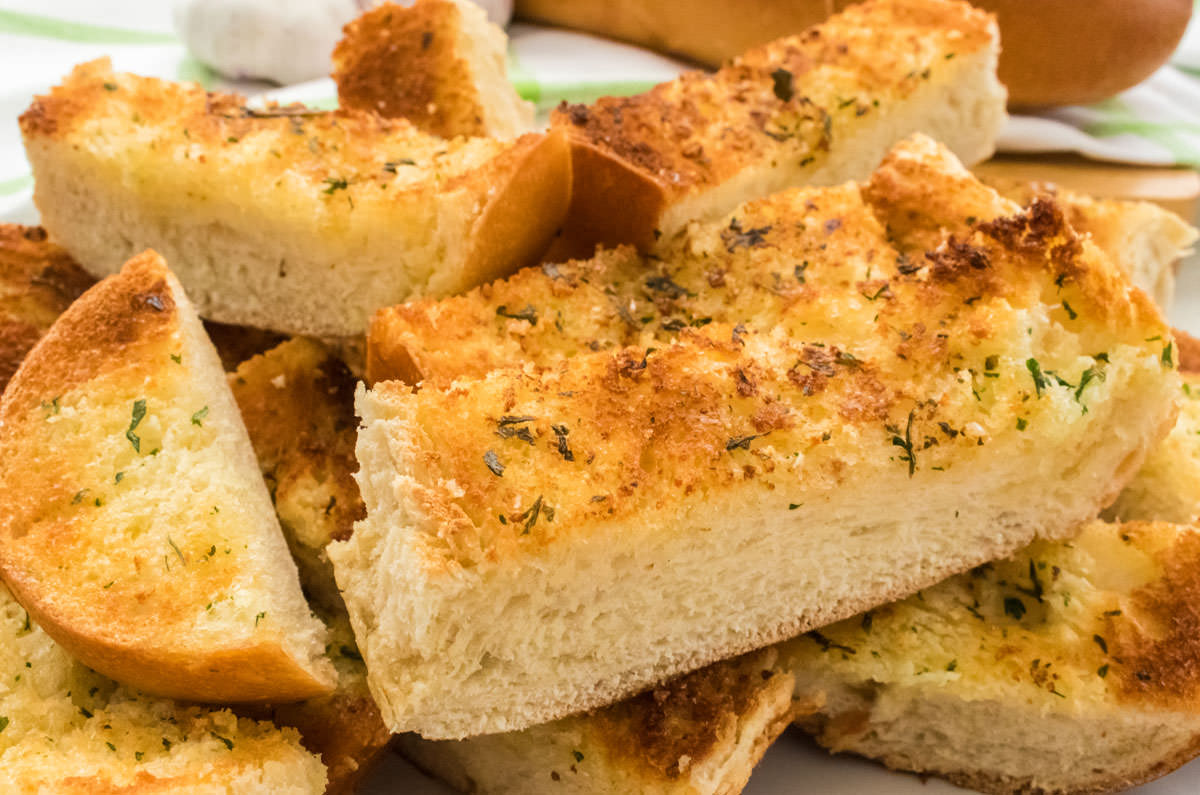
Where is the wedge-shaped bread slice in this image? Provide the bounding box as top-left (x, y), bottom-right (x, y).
top-left (232, 338), bottom-right (363, 614)
top-left (334, 0), bottom-right (534, 139)
top-left (335, 137), bottom-right (1178, 738)
top-left (989, 180), bottom-right (1198, 311)
top-left (19, 59), bottom-right (570, 338)
top-left (0, 251), bottom-right (335, 703)
top-left (0, 579), bottom-right (327, 793)
top-left (548, 0), bottom-right (1005, 255)
top-left (0, 225), bottom-right (94, 393)
top-left (399, 644), bottom-right (802, 794)
top-left (789, 519), bottom-right (1200, 794)
top-left (368, 137), bottom-right (1185, 391)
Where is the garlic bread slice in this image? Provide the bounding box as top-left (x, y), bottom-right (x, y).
top-left (0, 251), bottom-right (335, 703)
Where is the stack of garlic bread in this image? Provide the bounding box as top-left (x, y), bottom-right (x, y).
top-left (4, 0), bottom-right (1200, 792)
top-left (335, 135), bottom-right (1179, 739)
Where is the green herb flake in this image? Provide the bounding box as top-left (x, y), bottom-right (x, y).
top-left (1026, 358), bottom-right (1049, 397)
top-left (1098, 664), bottom-right (1109, 678)
top-left (1163, 342), bottom-right (1175, 368)
top-left (135, 751), bottom-right (144, 761)
top-left (211, 733), bottom-right (234, 751)
top-left (496, 304), bottom-right (538, 325)
top-left (1003, 596), bottom-right (1026, 620)
top-left (41, 396), bottom-right (61, 416)
top-left (946, 659), bottom-right (958, 672)
top-left (255, 611), bottom-right (265, 626)
top-left (788, 503), bottom-right (803, 510)
top-left (770, 68), bottom-right (794, 102)
top-left (0, 716), bottom-right (10, 733)
top-left (1093, 634), bottom-right (1108, 654)
top-left (572, 749), bottom-right (585, 763)
top-left (126, 399), bottom-right (147, 453)
top-left (167, 536), bottom-right (186, 566)
top-left (103, 82), bottom-right (118, 91)
top-left (106, 741), bottom-right (116, 752)
top-left (114, 471), bottom-right (124, 484)
top-left (170, 353), bottom-right (182, 364)
top-left (726, 433), bottom-right (765, 452)
top-left (1016, 417), bottom-right (1028, 431)
top-left (888, 410), bottom-right (916, 476)
top-left (520, 496), bottom-right (544, 535)
top-left (1061, 300), bottom-right (1078, 320)
top-left (321, 177), bottom-right (349, 195)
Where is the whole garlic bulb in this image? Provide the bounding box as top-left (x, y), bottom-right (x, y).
top-left (173, 0), bottom-right (514, 86)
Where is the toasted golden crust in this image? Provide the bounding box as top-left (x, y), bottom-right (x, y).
top-left (335, 0), bottom-right (484, 136)
top-left (232, 338), bottom-right (364, 613)
top-left (0, 251), bottom-right (334, 703)
top-left (790, 521), bottom-right (1200, 795)
top-left (0, 225), bottom-right (94, 393)
top-left (549, 0), bottom-right (1000, 253)
top-left (20, 59), bottom-right (570, 337)
top-left (370, 139), bottom-right (1160, 394)
top-left (344, 137), bottom-right (1177, 737)
top-left (334, 0), bottom-right (532, 139)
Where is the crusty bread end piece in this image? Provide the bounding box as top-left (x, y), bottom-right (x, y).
top-left (0, 251), bottom-right (335, 703)
top-left (20, 59), bottom-right (570, 338)
top-left (549, 0), bottom-right (1006, 256)
top-left (337, 137), bottom-right (1177, 739)
top-left (790, 519), bottom-right (1200, 795)
top-left (334, 0), bottom-right (534, 139)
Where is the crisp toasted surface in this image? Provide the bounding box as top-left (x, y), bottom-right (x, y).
top-left (790, 519), bottom-right (1200, 795)
top-left (989, 179), bottom-right (1198, 310)
top-left (0, 580), bottom-right (327, 793)
top-left (334, 0), bottom-right (533, 139)
top-left (1178, 328), bottom-right (1200, 373)
top-left (232, 338), bottom-right (364, 613)
top-left (338, 137), bottom-right (1176, 738)
top-left (400, 645), bottom-right (801, 794)
top-left (548, 0), bottom-right (1005, 253)
top-left (20, 59), bottom-right (570, 337)
top-left (0, 251), bottom-right (335, 703)
top-left (1107, 370), bottom-right (1200, 525)
top-left (0, 225), bottom-right (94, 393)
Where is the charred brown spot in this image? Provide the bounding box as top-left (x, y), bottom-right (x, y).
top-left (1175, 328), bottom-right (1200, 375)
top-left (924, 237), bottom-right (991, 280)
top-left (592, 651), bottom-right (783, 781)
